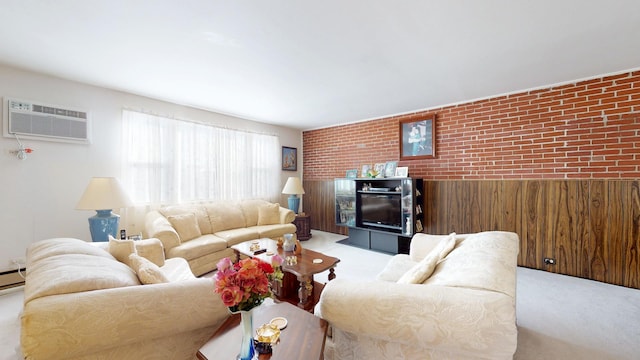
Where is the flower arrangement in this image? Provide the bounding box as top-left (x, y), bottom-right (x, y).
top-left (214, 255), bottom-right (284, 312)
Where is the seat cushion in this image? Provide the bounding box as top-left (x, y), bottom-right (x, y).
top-left (166, 234), bottom-right (228, 261)
top-left (214, 228), bottom-right (261, 247)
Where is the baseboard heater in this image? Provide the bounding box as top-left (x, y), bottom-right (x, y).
top-left (0, 268), bottom-right (26, 290)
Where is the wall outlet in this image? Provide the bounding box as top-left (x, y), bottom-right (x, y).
top-left (543, 257), bottom-right (556, 265)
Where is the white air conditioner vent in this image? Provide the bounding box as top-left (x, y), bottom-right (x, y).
top-left (4, 98), bottom-right (90, 144)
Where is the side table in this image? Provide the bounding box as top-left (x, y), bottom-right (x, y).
top-left (293, 214), bottom-right (312, 240)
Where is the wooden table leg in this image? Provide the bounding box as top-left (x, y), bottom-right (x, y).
top-left (233, 249), bottom-right (241, 263)
top-left (297, 276), bottom-right (314, 309)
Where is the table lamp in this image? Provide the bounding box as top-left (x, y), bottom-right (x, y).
top-left (76, 177), bottom-right (132, 242)
top-left (282, 177), bottom-right (305, 214)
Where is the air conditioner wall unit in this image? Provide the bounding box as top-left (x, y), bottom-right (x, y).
top-left (3, 97), bottom-right (91, 144)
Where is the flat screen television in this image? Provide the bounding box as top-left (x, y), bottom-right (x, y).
top-left (360, 193), bottom-right (402, 230)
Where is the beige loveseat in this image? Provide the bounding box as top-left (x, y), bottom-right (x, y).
top-left (21, 237), bottom-right (229, 360)
top-left (144, 199), bottom-right (297, 276)
top-left (315, 231), bottom-right (519, 360)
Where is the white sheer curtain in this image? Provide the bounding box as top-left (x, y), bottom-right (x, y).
top-left (120, 110), bottom-right (280, 234)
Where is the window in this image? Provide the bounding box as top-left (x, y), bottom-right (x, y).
top-left (122, 110), bottom-right (280, 205)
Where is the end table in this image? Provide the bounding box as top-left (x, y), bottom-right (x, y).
top-left (293, 214), bottom-right (312, 240)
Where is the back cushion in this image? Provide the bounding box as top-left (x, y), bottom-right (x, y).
top-left (206, 203), bottom-right (247, 232)
top-left (239, 199), bottom-right (270, 226)
top-left (167, 213), bottom-right (202, 242)
top-left (159, 205), bottom-right (212, 234)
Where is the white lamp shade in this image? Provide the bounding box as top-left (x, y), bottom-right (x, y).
top-left (282, 177), bottom-right (305, 195)
top-left (76, 177), bottom-right (133, 210)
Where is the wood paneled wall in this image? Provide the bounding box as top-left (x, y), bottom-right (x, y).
top-left (304, 179), bottom-right (640, 289)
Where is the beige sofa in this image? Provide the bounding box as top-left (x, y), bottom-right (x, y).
top-left (144, 199), bottom-right (297, 276)
top-left (21, 237), bottom-right (229, 360)
top-left (315, 231), bottom-right (519, 360)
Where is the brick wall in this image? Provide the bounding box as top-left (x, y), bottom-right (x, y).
top-left (303, 70), bottom-right (640, 180)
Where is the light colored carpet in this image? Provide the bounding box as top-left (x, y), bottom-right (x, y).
top-left (2, 230), bottom-right (639, 359)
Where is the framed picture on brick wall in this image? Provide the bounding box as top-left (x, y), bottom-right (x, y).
top-left (399, 114), bottom-right (436, 160)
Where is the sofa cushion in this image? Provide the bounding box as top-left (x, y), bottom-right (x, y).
top-left (376, 254), bottom-right (416, 282)
top-left (240, 199), bottom-right (271, 227)
top-left (409, 233), bottom-right (457, 262)
top-left (108, 236), bottom-right (136, 267)
top-left (423, 231), bottom-right (519, 297)
top-left (257, 202), bottom-right (281, 225)
top-left (129, 253), bottom-right (169, 284)
top-left (134, 238), bottom-right (165, 267)
top-left (215, 228), bottom-right (261, 247)
top-left (167, 213), bottom-right (202, 242)
top-left (253, 224), bottom-right (297, 239)
top-left (159, 205), bottom-right (212, 234)
top-left (25, 252), bottom-right (140, 302)
top-left (397, 233), bottom-right (456, 284)
top-left (206, 203), bottom-right (247, 232)
top-left (166, 234), bottom-right (228, 261)
top-left (25, 237), bottom-right (113, 267)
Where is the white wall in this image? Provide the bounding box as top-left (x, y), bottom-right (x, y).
top-left (0, 64), bottom-right (302, 272)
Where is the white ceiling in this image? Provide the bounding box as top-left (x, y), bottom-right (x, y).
top-left (0, 1), bottom-right (639, 130)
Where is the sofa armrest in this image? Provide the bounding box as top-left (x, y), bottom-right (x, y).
top-left (22, 278), bottom-right (228, 360)
top-left (144, 210), bottom-right (180, 250)
top-left (279, 206), bottom-right (295, 224)
top-left (315, 279), bottom-right (517, 357)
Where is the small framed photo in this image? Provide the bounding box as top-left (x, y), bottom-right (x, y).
top-left (282, 146), bottom-right (297, 171)
top-left (384, 161), bottom-right (397, 177)
top-left (361, 164), bottom-right (371, 177)
top-left (399, 114), bottom-right (436, 160)
top-left (345, 169), bottom-right (358, 178)
top-left (374, 163), bottom-right (386, 178)
top-left (395, 166), bottom-right (409, 177)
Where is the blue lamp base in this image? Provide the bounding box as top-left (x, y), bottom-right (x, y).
top-left (287, 195), bottom-right (300, 214)
top-left (88, 209), bottom-right (120, 242)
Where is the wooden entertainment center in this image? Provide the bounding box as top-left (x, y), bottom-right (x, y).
top-left (335, 177), bottom-right (423, 254)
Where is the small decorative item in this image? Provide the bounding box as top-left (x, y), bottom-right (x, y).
top-left (374, 163), bottom-right (386, 178)
top-left (361, 164), bottom-right (371, 177)
top-left (395, 167), bottom-right (409, 177)
top-left (366, 168), bottom-right (379, 178)
top-left (294, 237), bottom-right (303, 255)
top-left (345, 169), bottom-right (358, 178)
top-left (384, 161), bottom-right (398, 177)
top-left (282, 146), bottom-right (297, 171)
top-left (399, 114), bottom-right (436, 160)
top-left (283, 233), bottom-right (295, 252)
top-left (214, 256), bottom-right (284, 360)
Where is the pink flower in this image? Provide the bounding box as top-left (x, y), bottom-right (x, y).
top-left (216, 257), bottom-right (233, 272)
top-left (271, 254), bottom-right (283, 267)
top-left (219, 286), bottom-right (243, 307)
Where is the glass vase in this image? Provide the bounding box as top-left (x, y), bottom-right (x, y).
top-left (237, 310), bottom-right (255, 360)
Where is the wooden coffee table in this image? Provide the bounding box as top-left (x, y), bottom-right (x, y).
top-left (232, 238), bottom-right (340, 310)
top-left (197, 300), bottom-right (328, 360)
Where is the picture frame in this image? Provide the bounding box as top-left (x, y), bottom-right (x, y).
top-left (361, 164), bottom-right (371, 177)
top-left (374, 163), bottom-right (386, 178)
top-left (395, 166), bottom-right (409, 177)
top-left (399, 114), bottom-right (436, 160)
top-left (345, 169), bottom-right (358, 178)
top-left (282, 146), bottom-right (297, 171)
top-left (384, 161), bottom-right (397, 177)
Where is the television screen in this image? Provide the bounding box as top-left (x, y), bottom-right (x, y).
top-left (360, 193), bottom-right (402, 229)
